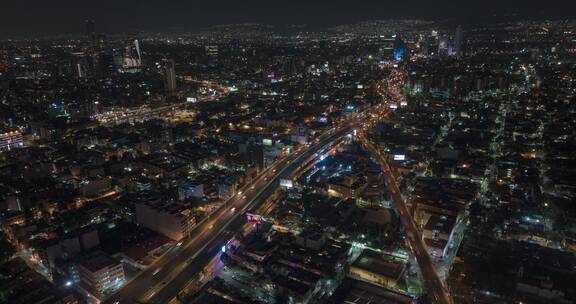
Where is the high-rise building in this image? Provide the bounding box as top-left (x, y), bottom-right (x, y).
top-left (454, 25), bottom-right (464, 57)
top-left (70, 52), bottom-right (91, 79)
top-left (85, 20), bottom-right (95, 36)
top-left (417, 34), bottom-right (428, 56)
top-left (426, 35), bottom-right (439, 56)
top-left (438, 35), bottom-right (449, 57)
top-left (0, 49), bottom-right (8, 72)
top-left (77, 251), bottom-right (125, 302)
top-left (135, 199), bottom-right (196, 241)
top-left (205, 45), bottom-right (218, 64)
top-left (122, 39), bottom-right (142, 72)
top-left (218, 178), bottom-right (237, 200)
top-left (162, 59), bottom-right (177, 93)
top-left (84, 20), bottom-right (98, 48)
top-left (393, 35), bottom-right (406, 61)
top-left (291, 124), bottom-right (309, 145)
top-left (98, 51), bottom-right (116, 76)
top-left (205, 45), bottom-right (218, 58)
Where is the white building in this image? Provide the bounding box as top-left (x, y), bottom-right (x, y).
top-left (135, 201), bottom-right (195, 241)
top-left (77, 251), bottom-right (125, 303)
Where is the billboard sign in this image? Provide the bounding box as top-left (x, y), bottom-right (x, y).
top-left (245, 213), bottom-right (263, 224)
top-left (393, 154), bottom-right (406, 161)
top-left (280, 179), bottom-right (294, 188)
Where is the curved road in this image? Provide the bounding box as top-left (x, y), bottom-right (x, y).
top-left (103, 124), bottom-right (354, 304)
top-left (104, 100), bottom-right (394, 304)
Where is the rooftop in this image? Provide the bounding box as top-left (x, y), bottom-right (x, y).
top-left (351, 250), bottom-right (406, 280)
top-left (79, 251), bottom-right (121, 273)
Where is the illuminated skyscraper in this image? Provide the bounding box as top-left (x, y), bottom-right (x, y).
top-left (71, 52), bottom-right (88, 79)
top-left (205, 45), bottom-right (218, 64)
top-left (162, 59), bottom-right (177, 93)
top-left (393, 35), bottom-right (406, 61)
top-left (438, 35), bottom-right (449, 57)
top-left (205, 45), bottom-right (218, 58)
top-left (122, 39), bottom-right (142, 72)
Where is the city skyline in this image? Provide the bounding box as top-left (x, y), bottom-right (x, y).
top-left (0, 6), bottom-right (575, 304)
top-left (1, 0), bottom-right (575, 34)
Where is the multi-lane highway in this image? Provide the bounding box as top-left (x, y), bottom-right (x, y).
top-left (137, 105), bottom-right (391, 304)
top-left (101, 85), bottom-right (398, 304)
top-left (103, 124), bottom-right (355, 304)
top-left (358, 133), bottom-right (453, 304)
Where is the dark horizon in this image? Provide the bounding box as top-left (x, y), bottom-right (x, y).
top-left (1, 0), bottom-right (575, 35)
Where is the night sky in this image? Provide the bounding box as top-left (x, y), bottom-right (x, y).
top-left (1, 0), bottom-right (574, 33)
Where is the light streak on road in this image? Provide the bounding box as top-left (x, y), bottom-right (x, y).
top-left (358, 133), bottom-right (453, 304)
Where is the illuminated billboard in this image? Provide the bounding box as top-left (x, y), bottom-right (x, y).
top-left (280, 179), bottom-right (293, 188)
top-left (262, 138), bottom-right (273, 146)
top-left (245, 213), bottom-right (263, 224)
top-left (393, 154), bottom-right (405, 161)
top-left (186, 97), bottom-right (197, 103)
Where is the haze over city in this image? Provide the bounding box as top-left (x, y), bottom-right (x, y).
top-left (1, 0), bottom-right (574, 33)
